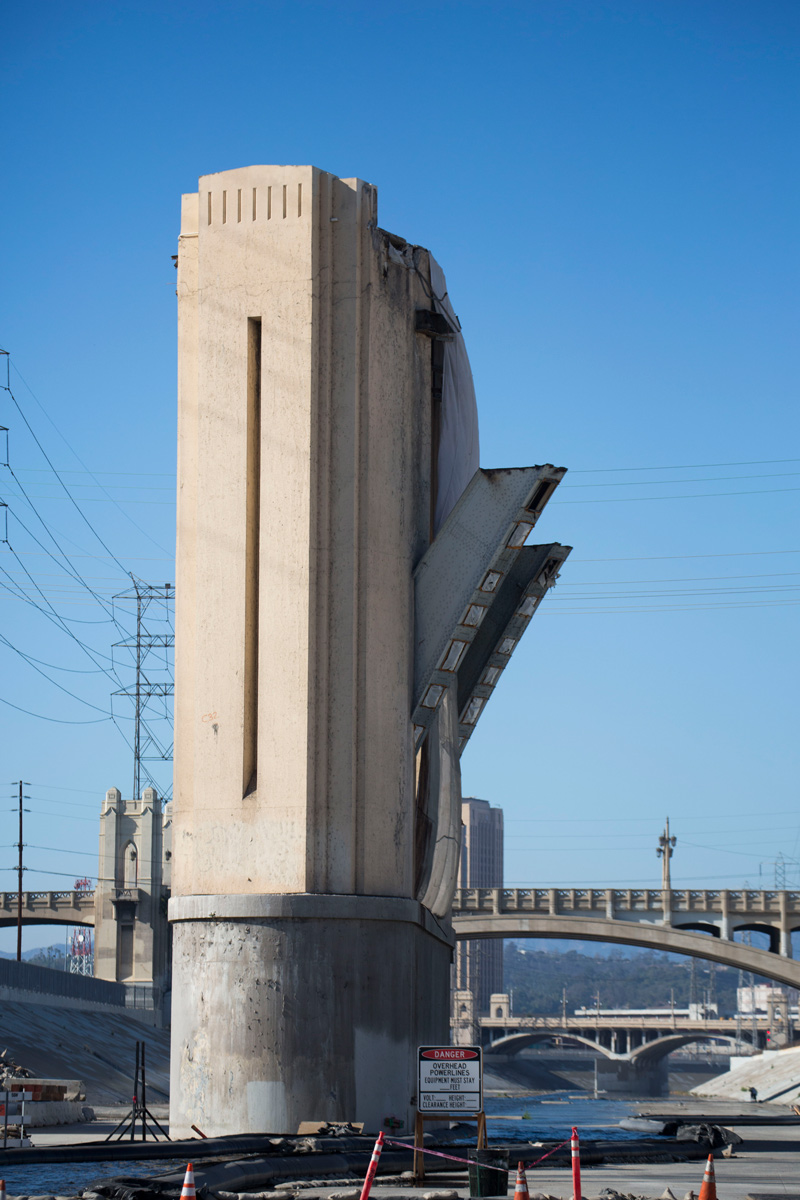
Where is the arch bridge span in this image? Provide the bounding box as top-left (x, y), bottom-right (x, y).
top-left (452, 887), bottom-right (800, 988)
top-left (0, 891), bottom-right (95, 929)
top-left (484, 1027), bottom-right (744, 1064)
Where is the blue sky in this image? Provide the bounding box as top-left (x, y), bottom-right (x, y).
top-left (1, 1), bottom-right (798, 950)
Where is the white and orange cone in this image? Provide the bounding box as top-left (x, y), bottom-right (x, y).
top-left (359, 1131), bottom-right (384, 1200)
top-left (1, 1177), bottom-right (6, 1200)
top-left (514, 1162), bottom-right (530, 1200)
top-left (180, 1163), bottom-right (197, 1200)
top-left (571, 1126), bottom-right (582, 1200)
top-left (698, 1153), bottom-right (717, 1200)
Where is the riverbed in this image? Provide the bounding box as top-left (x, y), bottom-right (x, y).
top-left (0, 1092), bottom-right (639, 1196)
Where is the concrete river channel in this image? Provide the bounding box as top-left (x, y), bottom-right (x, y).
top-left (1, 1094), bottom-right (642, 1196)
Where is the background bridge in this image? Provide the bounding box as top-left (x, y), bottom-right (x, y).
top-left (8, 884), bottom-right (800, 991)
top-left (474, 1011), bottom-right (779, 1060)
top-left (452, 886), bottom-right (800, 989)
top-left (0, 890), bottom-right (96, 928)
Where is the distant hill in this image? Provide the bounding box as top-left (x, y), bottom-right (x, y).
top-left (504, 943), bottom-right (781, 1017)
top-left (0, 944), bottom-right (67, 968)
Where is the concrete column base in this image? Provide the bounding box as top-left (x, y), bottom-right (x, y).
top-left (169, 894), bottom-right (453, 1138)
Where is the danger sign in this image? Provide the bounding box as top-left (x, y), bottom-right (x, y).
top-left (417, 1045), bottom-right (483, 1113)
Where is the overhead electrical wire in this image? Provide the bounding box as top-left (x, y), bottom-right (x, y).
top-left (571, 550), bottom-right (800, 562)
top-left (564, 571), bottom-right (800, 584)
top-left (15, 468), bottom-right (176, 478)
top-left (569, 457), bottom-right (800, 474)
top-left (0, 642), bottom-right (104, 673)
top-left (0, 358), bottom-right (144, 737)
top-left (5, 470), bottom-right (127, 626)
top-left (5, 494), bottom-right (173, 506)
top-left (4, 390), bottom-right (130, 575)
top-left (2, 356), bottom-right (796, 745)
top-left (6, 366), bottom-right (164, 565)
top-left (553, 485), bottom-right (800, 505)
top-left (563, 471), bottom-right (800, 489)
top-left (0, 631), bottom-right (115, 715)
top-left (11, 363), bottom-right (174, 555)
top-left (26, 808), bottom-right (100, 824)
top-left (0, 694), bottom-right (110, 724)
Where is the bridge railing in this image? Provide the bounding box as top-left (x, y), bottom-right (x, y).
top-left (475, 1014), bottom-right (775, 1029)
top-left (452, 887), bottom-right (800, 916)
top-left (0, 890), bottom-right (96, 917)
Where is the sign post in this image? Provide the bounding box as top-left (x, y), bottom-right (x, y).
top-left (415, 1046), bottom-right (484, 1181)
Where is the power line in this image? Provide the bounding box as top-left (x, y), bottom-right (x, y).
top-left (0, 640), bottom-right (105, 673)
top-left (0, 694), bottom-right (110, 724)
top-left (8, 549), bottom-right (174, 563)
top-left (0, 567), bottom-right (119, 627)
top-left (571, 550), bottom-right (800, 563)
top-left (28, 782), bottom-right (105, 796)
top-left (5, 470), bottom-right (128, 621)
top-left (4, 387), bottom-right (129, 574)
top-left (6, 493), bottom-right (173, 506)
top-left (8, 361), bottom-right (172, 557)
top-left (551, 585), bottom-right (800, 598)
top-left (564, 471), bottom-right (800, 489)
top-left (563, 572), bottom-right (800, 585)
top-left (0, 631), bottom-right (114, 715)
top-left (541, 599), bottom-right (800, 615)
top-left (570, 458), bottom-right (800, 474)
top-left (553, 486), bottom-right (800, 505)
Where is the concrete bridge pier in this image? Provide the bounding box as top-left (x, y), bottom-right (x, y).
top-left (595, 1055), bottom-right (668, 1097)
top-left (170, 167), bottom-right (459, 1138)
top-left (171, 166), bottom-right (568, 1137)
top-left (170, 896), bottom-right (451, 1133)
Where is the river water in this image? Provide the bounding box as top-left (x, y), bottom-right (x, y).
top-left (2, 1092), bottom-right (639, 1196)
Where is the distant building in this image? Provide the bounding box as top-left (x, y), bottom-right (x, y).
top-left (573, 1004), bottom-right (718, 1019)
top-left (453, 797), bottom-right (503, 1015)
top-left (738, 984), bottom-right (797, 1014)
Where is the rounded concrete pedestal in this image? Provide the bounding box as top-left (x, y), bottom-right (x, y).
top-left (169, 893), bottom-right (453, 1137)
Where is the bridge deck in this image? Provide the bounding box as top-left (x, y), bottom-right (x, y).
top-left (0, 891), bottom-right (96, 927)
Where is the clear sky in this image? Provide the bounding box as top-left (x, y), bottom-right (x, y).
top-left (1, 1), bottom-right (798, 952)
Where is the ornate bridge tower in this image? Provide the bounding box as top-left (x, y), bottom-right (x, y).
top-left (94, 786), bottom-right (172, 997)
top-left (170, 165), bottom-right (569, 1136)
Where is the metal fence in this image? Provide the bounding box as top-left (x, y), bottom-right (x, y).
top-left (0, 956), bottom-right (155, 1008)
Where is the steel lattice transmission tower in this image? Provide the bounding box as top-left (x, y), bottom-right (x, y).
top-left (112, 578), bottom-right (175, 801)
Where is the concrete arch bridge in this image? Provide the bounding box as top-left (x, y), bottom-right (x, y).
top-left (452, 886), bottom-right (800, 988)
top-left (0, 890), bottom-right (96, 928)
top-left (479, 1017), bottom-right (769, 1062)
top-left (474, 1020), bottom-right (752, 1096)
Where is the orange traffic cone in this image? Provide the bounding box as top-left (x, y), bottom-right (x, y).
top-left (514, 1162), bottom-right (530, 1200)
top-left (181, 1163), bottom-right (197, 1200)
top-left (1, 1177), bottom-right (6, 1200)
top-left (698, 1153), bottom-right (717, 1200)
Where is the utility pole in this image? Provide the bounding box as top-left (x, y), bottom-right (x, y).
top-left (657, 817), bottom-right (677, 890)
top-left (12, 782), bottom-right (29, 961)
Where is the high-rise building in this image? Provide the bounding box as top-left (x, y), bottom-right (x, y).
top-left (454, 796), bottom-right (503, 1013)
